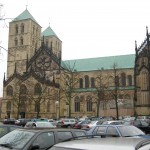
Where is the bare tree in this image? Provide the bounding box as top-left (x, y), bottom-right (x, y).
top-left (94, 69), bottom-right (109, 117)
top-left (60, 61), bottom-right (79, 118)
top-left (108, 63), bottom-right (122, 120)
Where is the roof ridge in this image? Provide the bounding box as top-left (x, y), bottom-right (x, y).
top-left (63, 54), bottom-right (135, 61)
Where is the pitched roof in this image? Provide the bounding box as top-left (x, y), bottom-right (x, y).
top-left (62, 54), bottom-right (135, 72)
top-left (41, 26), bottom-right (58, 38)
top-left (13, 9), bottom-right (39, 24)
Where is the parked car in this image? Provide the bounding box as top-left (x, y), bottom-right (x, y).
top-left (0, 124), bottom-right (23, 138)
top-left (58, 118), bottom-right (77, 128)
top-left (86, 124), bottom-right (150, 139)
top-left (15, 118), bottom-right (31, 127)
top-left (31, 118), bottom-right (49, 122)
top-left (102, 120), bottom-right (124, 125)
top-left (0, 128), bottom-right (87, 150)
top-left (3, 118), bottom-right (16, 125)
top-left (137, 116), bottom-right (150, 124)
top-left (49, 119), bottom-right (58, 126)
top-left (49, 137), bottom-right (150, 150)
top-left (24, 121), bottom-right (56, 128)
top-left (73, 120), bottom-right (91, 129)
top-left (82, 120), bottom-right (103, 130)
top-left (124, 119), bottom-right (150, 134)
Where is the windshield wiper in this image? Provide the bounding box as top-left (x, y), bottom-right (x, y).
top-left (0, 143), bottom-right (13, 149)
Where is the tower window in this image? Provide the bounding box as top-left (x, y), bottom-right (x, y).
top-left (15, 38), bottom-right (18, 46)
top-left (20, 36), bottom-right (23, 45)
top-left (21, 23), bottom-right (24, 34)
top-left (15, 24), bottom-right (18, 34)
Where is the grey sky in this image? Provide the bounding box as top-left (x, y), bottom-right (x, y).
top-left (0, 0), bottom-right (150, 96)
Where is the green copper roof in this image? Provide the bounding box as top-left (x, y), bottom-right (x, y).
top-left (41, 26), bottom-right (58, 38)
top-left (13, 9), bottom-right (38, 24)
top-left (62, 54), bottom-right (135, 72)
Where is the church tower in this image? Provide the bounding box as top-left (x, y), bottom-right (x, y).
top-left (7, 9), bottom-right (41, 77)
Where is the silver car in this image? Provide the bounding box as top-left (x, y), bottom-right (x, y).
top-left (49, 137), bottom-right (150, 150)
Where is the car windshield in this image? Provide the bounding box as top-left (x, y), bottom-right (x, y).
top-left (0, 130), bottom-right (35, 149)
top-left (118, 126), bottom-right (145, 137)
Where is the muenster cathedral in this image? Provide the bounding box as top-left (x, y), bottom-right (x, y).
top-left (1, 9), bottom-right (150, 119)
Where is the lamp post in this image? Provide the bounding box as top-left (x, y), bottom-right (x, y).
top-left (55, 101), bottom-right (59, 120)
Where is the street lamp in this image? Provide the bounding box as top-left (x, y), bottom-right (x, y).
top-left (55, 101), bottom-right (59, 120)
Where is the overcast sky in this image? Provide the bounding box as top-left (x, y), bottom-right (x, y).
top-left (0, 0), bottom-right (150, 96)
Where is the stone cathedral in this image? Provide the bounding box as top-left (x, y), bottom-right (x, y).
top-left (1, 9), bottom-right (150, 119)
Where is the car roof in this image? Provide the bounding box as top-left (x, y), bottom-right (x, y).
top-left (14, 128), bottom-right (86, 133)
top-left (52, 137), bottom-right (150, 150)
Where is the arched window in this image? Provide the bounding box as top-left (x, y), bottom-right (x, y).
top-left (115, 75), bottom-right (119, 86)
top-left (15, 24), bottom-right (18, 34)
top-left (121, 73), bottom-right (126, 87)
top-left (6, 85), bottom-right (13, 96)
top-left (74, 96), bottom-right (80, 112)
top-left (15, 38), bottom-right (18, 46)
top-left (34, 83), bottom-right (42, 95)
top-left (85, 75), bottom-right (89, 88)
top-left (86, 96), bottom-right (92, 112)
top-left (47, 101), bottom-right (50, 112)
top-left (79, 78), bottom-right (83, 88)
top-left (20, 36), bottom-right (23, 45)
top-left (91, 77), bottom-right (95, 88)
top-left (6, 101), bottom-right (11, 111)
top-left (21, 23), bottom-right (24, 34)
top-left (128, 75), bottom-right (132, 86)
top-left (20, 85), bottom-right (27, 95)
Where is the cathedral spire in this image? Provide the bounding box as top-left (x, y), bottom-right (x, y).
top-left (146, 26), bottom-right (149, 53)
top-left (135, 40), bottom-right (137, 54)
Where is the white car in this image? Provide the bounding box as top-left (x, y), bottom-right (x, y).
top-left (25, 121), bottom-right (56, 128)
top-left (102, 120), bottom-right (124, 125)
top-left (49, 137), bottom-right (150, 150)
top-left (82, 120), bottom-right (102, 129)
